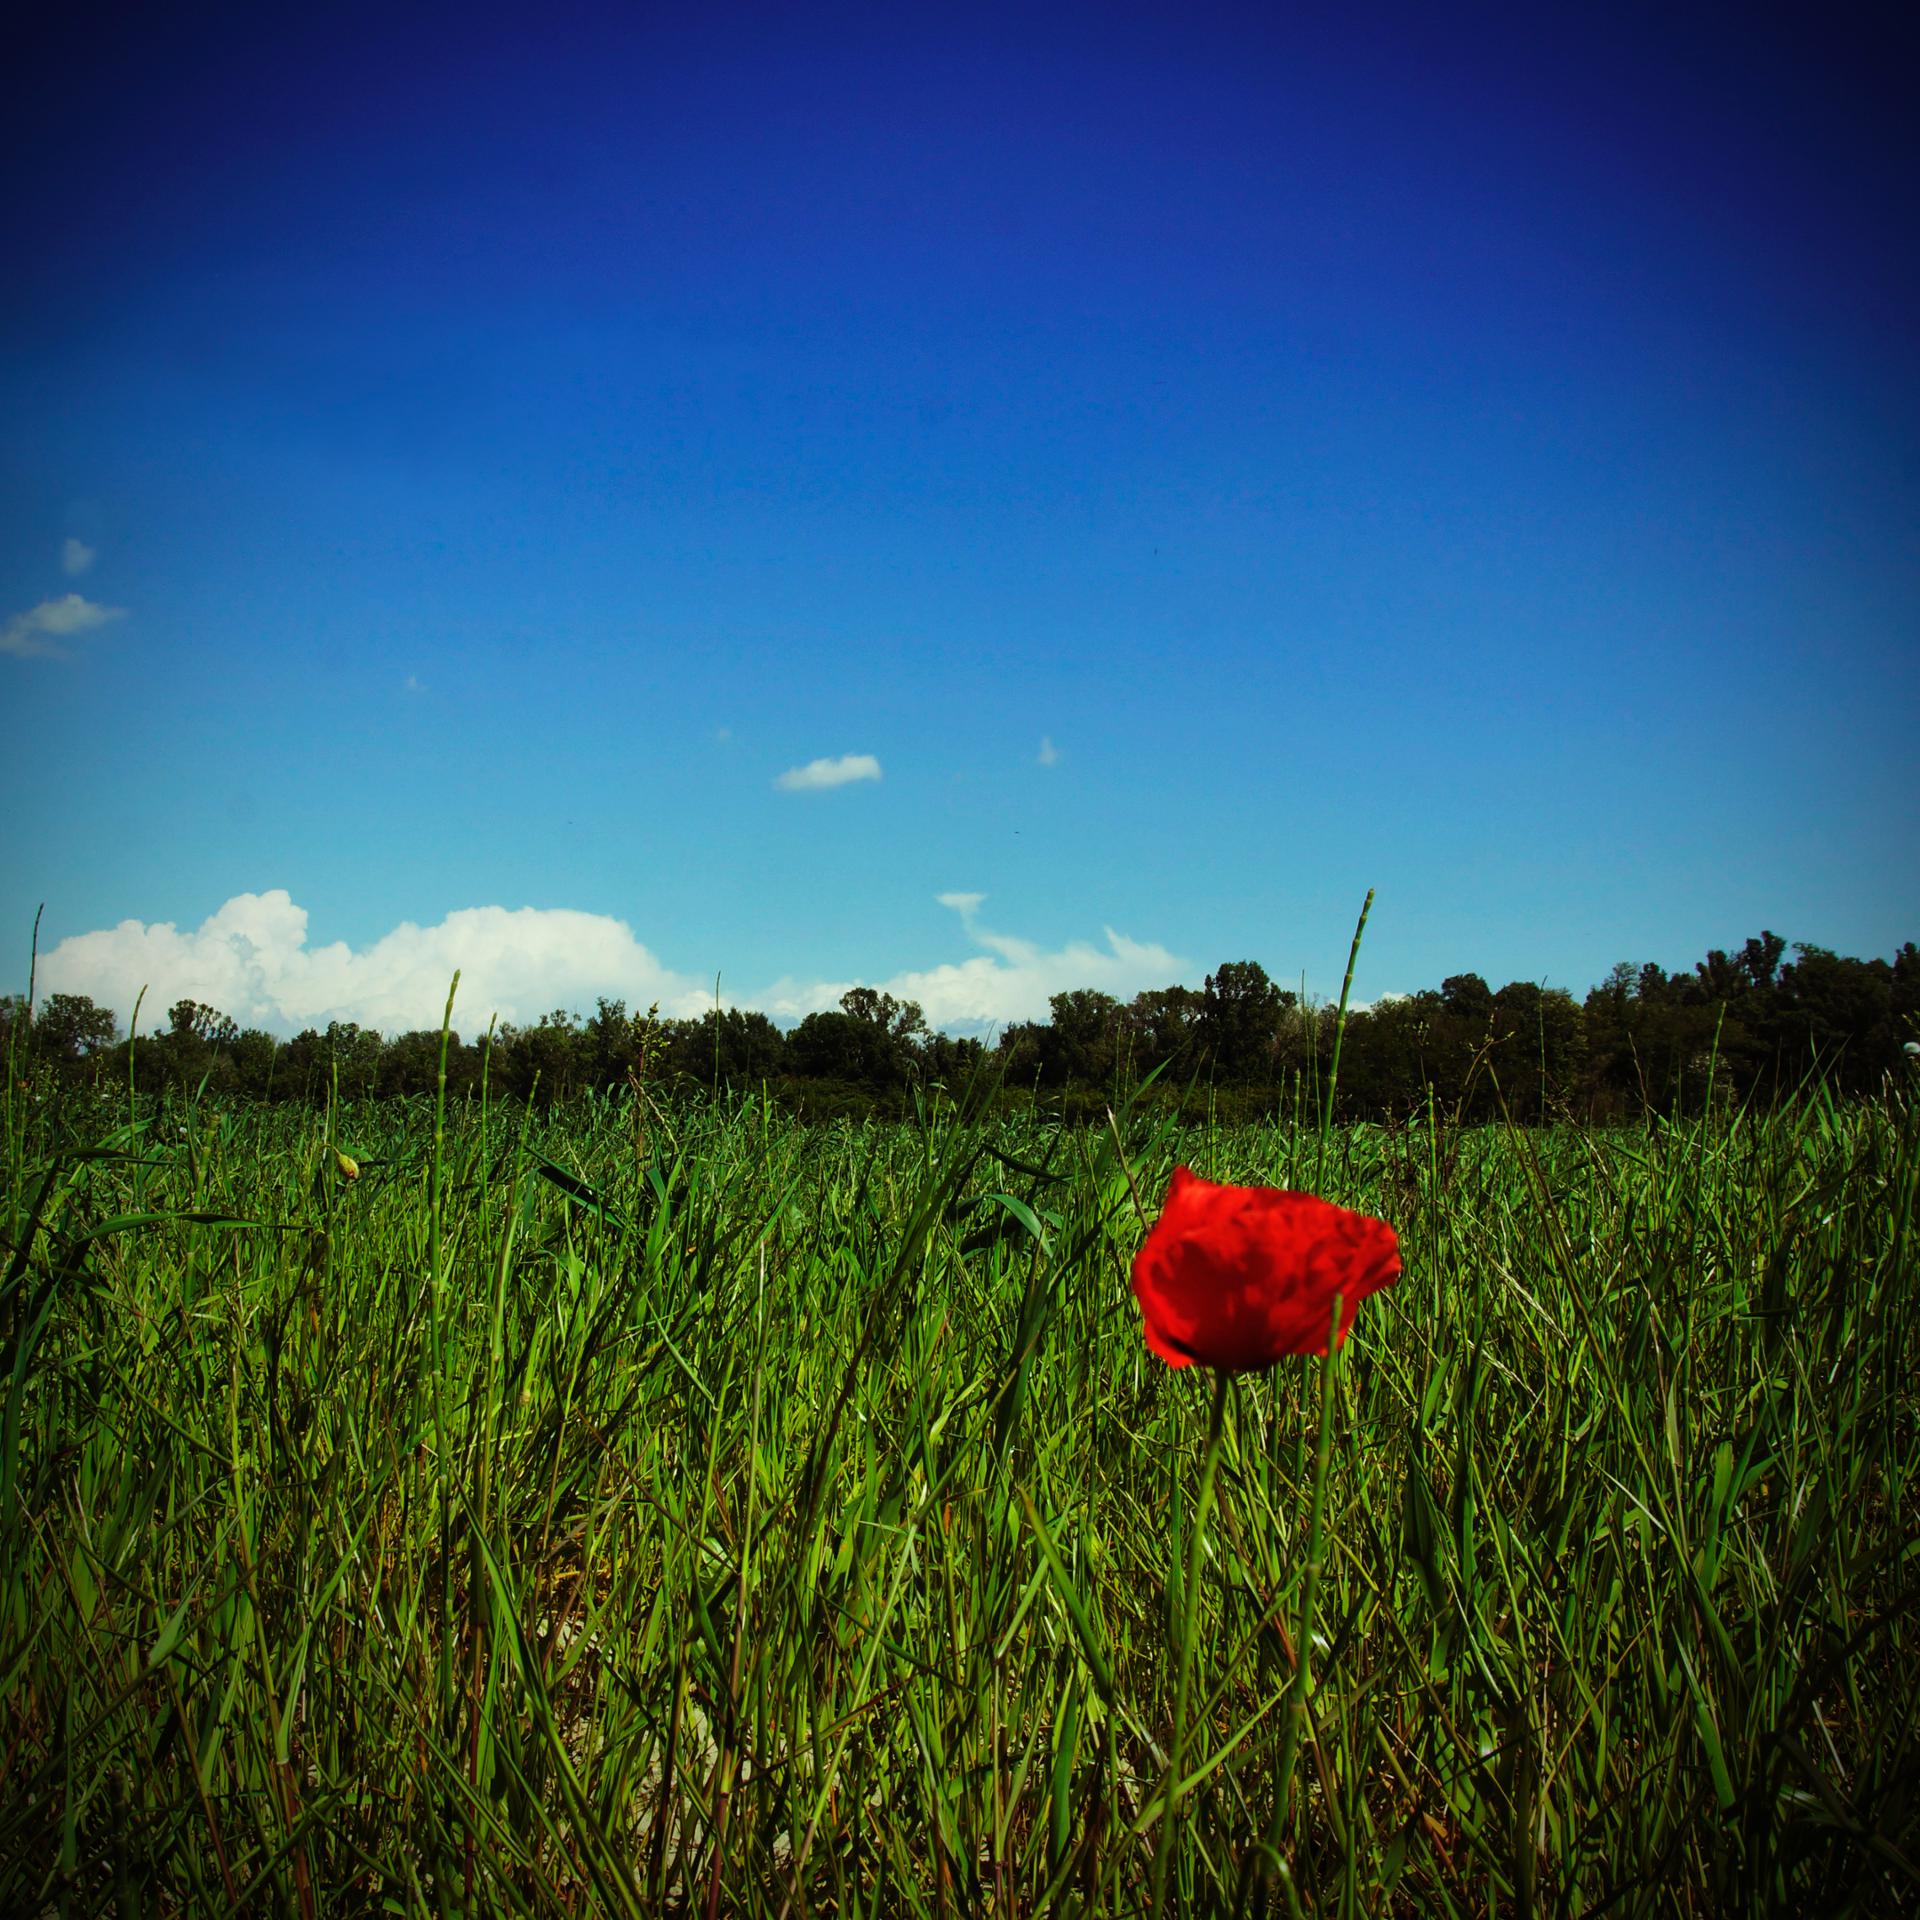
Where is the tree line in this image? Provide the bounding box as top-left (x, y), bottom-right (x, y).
top-left (5, 929), bottom-right (1915, 1122)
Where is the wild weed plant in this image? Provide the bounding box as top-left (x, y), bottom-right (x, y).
top-left (1, 1030), bottom-right (1914, 1913)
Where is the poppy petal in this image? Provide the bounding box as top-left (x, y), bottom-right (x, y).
top-left (1131, 1166), bottom-right (1401, 1371)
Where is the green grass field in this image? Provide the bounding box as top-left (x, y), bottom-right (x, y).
top-left (2, 1066), bottom-right (1915, 1915)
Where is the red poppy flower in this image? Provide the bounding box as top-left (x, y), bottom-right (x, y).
top-left (1131, 1166), bottom-right (1401, 1370)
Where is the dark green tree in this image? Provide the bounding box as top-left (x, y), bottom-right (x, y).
top-left (1440, 973), bottom-right (1495, 1025)
top-left (1046, 989), bottom-right (1122, 1087)
top-left (789, 1010), bottom-right (901, 1089)
top-left (1199, 961), bottom-right (1291, 1083)
top-left (148, 998), bottom-right (244, 1094)
top-left (324, 1020), bottom-right (385, 1100)
top-left (839, 987), bottom-right (929, 1047)
top-left (1121, 985), bottom-right (1203, 1080)
top-left (922, 1031), bottom-right (986, 1088)
top-left (1486, 981), bottom-right (1585, 1119)
top-left (671, 1008), bottom-right (788, 1089)
top-left (502, 1010), bottom-right (587, 1104)
top-left (279, 1029), bottom-right (327, 1103)
top-left (378, 1029), bottom-right (451, 1098)
top-left (229, 1029), bottom-right (278, 1098)
top-left (1774, 945), bottom-right (1896, 1094)
top-left (35, 993), bottom-right (118, 1078)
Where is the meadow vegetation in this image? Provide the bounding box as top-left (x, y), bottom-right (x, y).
top-left (9, 925), bottom-right (1915, 1125)
top-left (1, 1047), bottom-right (1915, 1913)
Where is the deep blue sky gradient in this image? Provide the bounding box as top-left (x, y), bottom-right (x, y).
top-left (3, 1), bottom-right (1914, 1026)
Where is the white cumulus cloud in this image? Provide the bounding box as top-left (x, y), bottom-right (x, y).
top-left (33, 890), bottom-right (1192, 1042)
top-left (33, 891), bottom-right (711, 1038)
top-left (775, 753), bottom-right (881, 792)
top-left (61, 538), bottom-right (97, 577)
top-left (2, 592), bottom-right (126, 659)
top-left (760, 893), bottom-right (1189, 1034)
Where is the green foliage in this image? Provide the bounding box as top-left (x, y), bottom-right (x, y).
top-left (30, 991), bottom-right (118, 1067)
top-left (0, 1068), bottom-right (1915, 1913)
top-left (6, 929), bottom-right (1914, 1124)
top-left (1201, 960), bottom-right (1295, 1083)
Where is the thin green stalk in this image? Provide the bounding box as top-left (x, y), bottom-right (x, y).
top-left (25, 902), bottom-right (40, 1029)
top-left (479, 1012), bottom-right (497, 1215)
top-left (1317, 888), bottom-right (1373, 1183)
top-left (430, 972), bottom-right (459, 1716)
top-left (1251, 1293), bottom-right (1343, 1912)
top-left (1152, 1368), bottom-right (1232, 1919)
top-left (125, 984), bottom-right (146, 1138)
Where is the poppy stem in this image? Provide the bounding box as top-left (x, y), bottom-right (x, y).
top-left (1249, 1293), bottom-right (1343, 1912)
top-left (1151, 1367), bottom-right (1231, 1920)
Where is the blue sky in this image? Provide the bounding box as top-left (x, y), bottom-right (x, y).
top-left (4, 1), bottom-right (1915, 1037)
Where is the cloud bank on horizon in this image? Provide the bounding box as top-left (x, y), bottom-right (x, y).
top-left (30, 891), bottom-right (1190, 1040)
top-left (759, 893), bottom-right (1186, 1030)
top-left (33, 893), bottom-right (699, 1039)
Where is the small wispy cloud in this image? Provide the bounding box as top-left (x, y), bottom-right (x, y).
top-left (1037, 735), bottom-right (1060, 767)
top-left (775, 752), bottom-right (882, 792)
top-left (1, 592), bottom-right (126, 660)
top-left (61, 538), bottom-right (96, 578)
top-left (403, 674), bottom-right (428, 694)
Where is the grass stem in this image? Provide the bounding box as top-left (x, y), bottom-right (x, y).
top-left (1152, 1368), bottom-right (1231, 1919)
